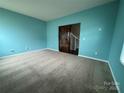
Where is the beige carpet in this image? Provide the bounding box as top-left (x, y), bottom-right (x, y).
top-left (0, 49), bottom-right (117, 93)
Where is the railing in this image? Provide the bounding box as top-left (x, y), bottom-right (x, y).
top-left (70, 33), bottom-right (79, 51)
top-left (70, 33), bottom-right (79, 40)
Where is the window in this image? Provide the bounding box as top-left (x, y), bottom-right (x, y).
top-left (120, 43), bottom-right (124, 66)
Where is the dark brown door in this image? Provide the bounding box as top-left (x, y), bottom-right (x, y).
top-left (59, 26), bottom-right (71, 53)
top-left (59, 23), bottom-right (80, 55)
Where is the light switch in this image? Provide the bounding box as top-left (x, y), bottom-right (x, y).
top-left (83, 37), bottom-right (86, 41)
top-left (98, 28), bottom-right (102, 31)
top-left (95, 52), bottom-right (98, 55)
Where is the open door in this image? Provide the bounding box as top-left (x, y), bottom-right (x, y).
top-left (59, 23), bottom-right (80, 55)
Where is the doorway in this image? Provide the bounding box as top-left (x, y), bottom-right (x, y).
top-left (59, 23), bottom-right (80, 55)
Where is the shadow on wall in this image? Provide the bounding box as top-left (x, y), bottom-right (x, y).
top-left (109, 0), bottom-right (124, 92)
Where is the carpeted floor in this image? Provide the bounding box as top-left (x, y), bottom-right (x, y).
top-left (0, 49), bottom-right (118, 93)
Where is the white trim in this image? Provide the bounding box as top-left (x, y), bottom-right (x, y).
top-left (0, 48), bottom-right (107, 63)
top-left (78, 54), bottom-right (120, 93)
top-left (46, 48), bottom-right (108, 63)
top-left (78, 55), bottom-right (108, 63)
top-left (0, 48), bottom-right (59, 59)
top-left (46, 48), bottom-right (59, 51)
top-left (120, 42), bottom-right (124, 66)
top-left (120, 59), bottom-right (124, 66)
top-left (108, 62), bottom-right (121, 93)
top-left (0, 48), bottom-right (47, 59)
top-left (0, 48), bottom-right (120, 93)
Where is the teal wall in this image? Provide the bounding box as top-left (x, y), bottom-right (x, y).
top-left (109, 0), bottom-right (124, 92)
top-left (0, 1), bottom-right (123, 93)
top-left (0, 8), bottom-right (46, 57)
top-left (47, 2), bottom-right (118, 60)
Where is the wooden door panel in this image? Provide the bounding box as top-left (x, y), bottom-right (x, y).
top-left (59, 24), bottom-right (80, 55)
top-left (59, 26), bottom-right (71, 53)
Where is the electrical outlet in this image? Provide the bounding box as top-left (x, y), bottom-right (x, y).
top-left (25, 46), bottom-right (30, 50)
top-left (29, 47), bottom-right (31, 50)
top-left (98, 28), bottom-right (102, 31)
top-left (10, 49), bottom-right (15, 53)
top-left (27, 47), bottom-right (30, 50)
top-left (95, 52), bottom-right (98, 55)
top-left (27, 47), bottom-right (31, 50)
top-left (83, 37), bottom-right (86, 41)
top-left (25, 46), bottom-right (27, 50)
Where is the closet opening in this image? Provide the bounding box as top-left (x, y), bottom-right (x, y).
top-left (59, 23), bottom-right (80, 55)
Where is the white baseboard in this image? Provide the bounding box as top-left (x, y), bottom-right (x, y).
top-left (0, 47), bottom-right (120, 93)
top-left (108, 63), bottom-right (121, 93)
top-left (0, 48), bottom-right (47, 59)
top-left (0, 48), bottom-right (108, 63)
top-left (0, 48), bottom-right (59, 59)
top-left (46, 48), bottom-right (108, 63)
top-left (79, 54), bottom-right (120, 93)
top-left (78, 55), bottom-right (108, 63)
top-left (46, 48), bottom-right (59, 51)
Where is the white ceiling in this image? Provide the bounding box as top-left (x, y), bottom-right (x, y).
top-left (0, 0), bottom-right (115, 21)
